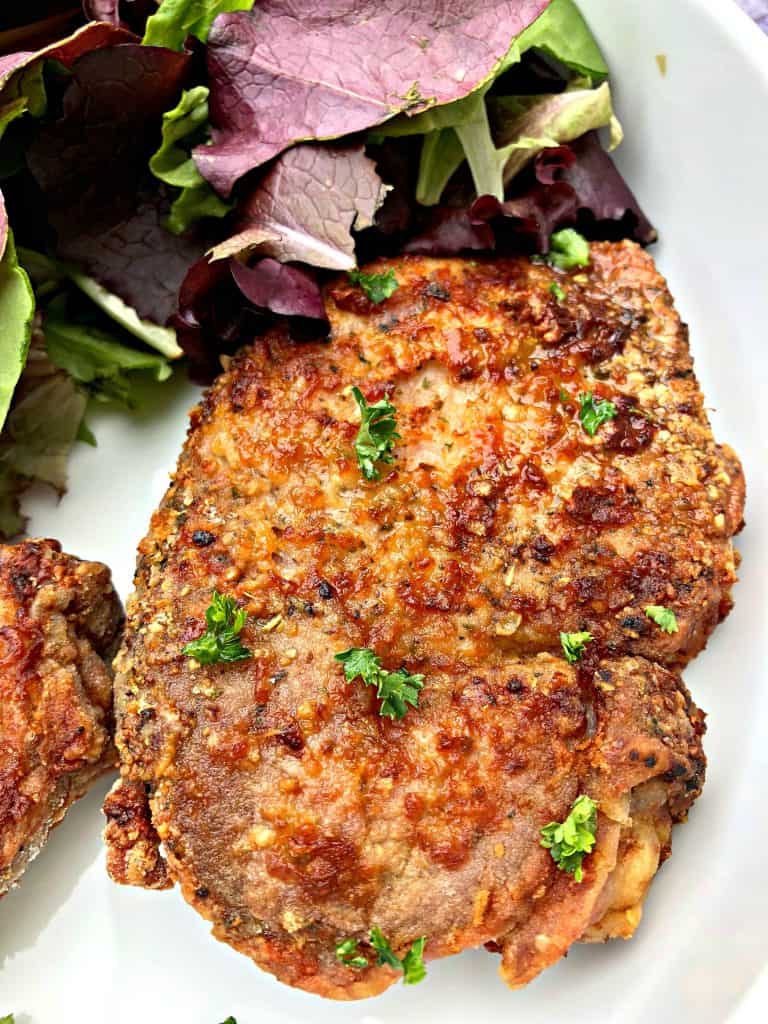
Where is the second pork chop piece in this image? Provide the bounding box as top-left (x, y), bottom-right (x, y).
top-left (108, 242), bottom-right (739, 996)
top-left (1, 539), bottom-right (122, 895)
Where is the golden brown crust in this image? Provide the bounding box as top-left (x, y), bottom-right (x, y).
top-left (110, 245), bottom-right (738, 997)
top-left (0, 538), bottom-right (123, 895)
top-left (103, 777), bottom-right (172, 890)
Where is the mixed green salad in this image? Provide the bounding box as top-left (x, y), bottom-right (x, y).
top-left (0, 0), bottom-right (654, 536)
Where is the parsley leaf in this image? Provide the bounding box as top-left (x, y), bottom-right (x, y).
top-left (348, 268), bottom-right (399, 304)
top-left (371, 929), bottom-right (427, 984)
top-left (549, 281), bottom-right (566, 302)
top-left (559, 630), bottom-right (593, 664)
top-left (645, 605), bottom-right (678, 633)
top-left (336, 930), bottom-right (427, 984)
top-left (351, 386), bottom-right (400, 481)
top-left (370, 927), bottom-right (403, 970)
top-left (1, 1015), bottom-right (15, 1024)
top-left (183, 591), bottom-right (252, 664)
top-left (401, 936), bottom-right (427, 985)
top-left (218, 1018), bottom-right (237, 1024)
top-left (578, 391), bottom-right (617, 436)
top-left (540, 794), bottom-right (598, 883)
top-left (335, 938), bottom-right (368, 969)
top-left (546, 228), bottom-right (590, 270)
top-left (335, 647), bottom-right (424, 720)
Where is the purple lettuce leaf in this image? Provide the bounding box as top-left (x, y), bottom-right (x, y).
top-left (0, 22), bottom-right (135, 91)
top-left (24, 44), bottom-right (205, 324)
top-left (209, 143), bottom-right (389, 269)
top-left (403, 204), bottom-right (496, 256)
top-left (195, 0), bottom-right (551, 195)
top-left (53, 187), bottom-right (208, 326)
top-left (230, 258), bottom-right (324, 319)
top-left (170, 253), bottom-right (260, 380)
top-left (496, 132), bottom-right (656, 249)
top-left (557, 131), bottom-right (656, 243)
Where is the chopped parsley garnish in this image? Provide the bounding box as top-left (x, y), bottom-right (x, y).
top-left (559, 631), bottom-right (593, 664)
top-left (401, 936), bottom-right (428, 985)
top-left (335, 938), bottom-right (368, 969)
top-left (546, 228), bottom-right (590, 270)
top-left (578, 391), bottom-right (617, 436)
top-left (549, 281), bottom-right (566, 302)
top-left (218, 1018), bottom-right (237, 1024)
top-left (336, 930), bottom-right (427, 983)
top-left (351, 386), bottom-right (400, 481)
top-left (372, 928), bottom-right (427, 984)
top-left (540, 794), bottom-right (598, 883)
top-left (348, 268), bottom-right (399, 303)
top-left (1, 1015), bottom-right (15, 1024)
top-left (645, 605), bottom-right (678, 633)
top-left (182, 591), bottom-right (252, 664)
top-left (335, 647), bottom-right (424, 720)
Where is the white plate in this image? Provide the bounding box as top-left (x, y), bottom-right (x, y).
top-left (4, 1), bottom-right (768, 1021)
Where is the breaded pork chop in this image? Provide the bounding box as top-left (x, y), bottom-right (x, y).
top-left (108, 243), bottom-right (741, 997)
top-left (1, 539), bottom-right (122, 895)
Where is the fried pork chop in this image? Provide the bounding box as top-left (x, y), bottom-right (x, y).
top-left (107, 243), bottom-right (743, 997)
top-left (1, 539), bottom-right (122, 895)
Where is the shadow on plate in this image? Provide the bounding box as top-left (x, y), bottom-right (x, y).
top-left (0, 774), bottom-right (115, 967)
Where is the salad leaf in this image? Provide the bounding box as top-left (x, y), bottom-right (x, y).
top-left (196, 0), bottom-right (550, 195)
top-left (229, 258), bottom-right (325, 319)
top-left (44, 306), bottom-right (172, 409)
top-left (149, 86), bottom-right (232, 235)
top-left (556, 131), bottom-right (657, 243)
top-left (403, 205), bottom-right (496, 256)
top-left (143, 0), bottom-right (256, 51)
top-left (170, 254), bottom-right (248, 380)
top-left (491, 81), bottom-right (622, 184)
top-left (51, 188), bottom-right (207, 329)
top-left (0, 330), bottom-right (88, 538)
top-left (372, 0), bottom-right (609, 205)
top-left (0, 23), bottom-right (134, 97)
top-left (0, 227), bottom-right (35, 430)
top-left (510, 0), bottom-right (608, 81)
top-left (64, 269), bottom-right (182, 358)
top-left (414, 78), bottom-right (618, 206)
top-left (209, 144), bottom-right (389, 269)
top-left (24, 44), bottom-right (198, 324)
top-left (0, 98), bottom-right (31, 147)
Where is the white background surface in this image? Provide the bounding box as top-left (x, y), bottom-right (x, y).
top-left (3, 1), bottom-right (768, 1021)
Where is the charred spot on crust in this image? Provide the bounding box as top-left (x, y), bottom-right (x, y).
top-left (624, 550), bottom-right (672, 603)
top-left (529, 535), bottom-right (556, 564)
top-left (604, 396), bottom-right (656, 453)
top-left (192, 530), bottom-right (216, 547)
top-left (423, 281), bottom-right (451, 301)
top-left (567, 483), bottom-right (638, 527)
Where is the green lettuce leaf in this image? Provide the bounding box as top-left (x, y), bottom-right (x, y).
top-left (149, 86), bottom-right (232, 236)
top-left (0, 228), bottom-right (35, 430)
top-left (509, 0), bottom-right (608, 82)
top-left (143, 0), bottom-right (256, 51)
top-left (44, 302), bottom-right (172, 411)
top-left (0, 332), bottom-right (88, 538)
top-left (491, 80), bottom-right (622, 185)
